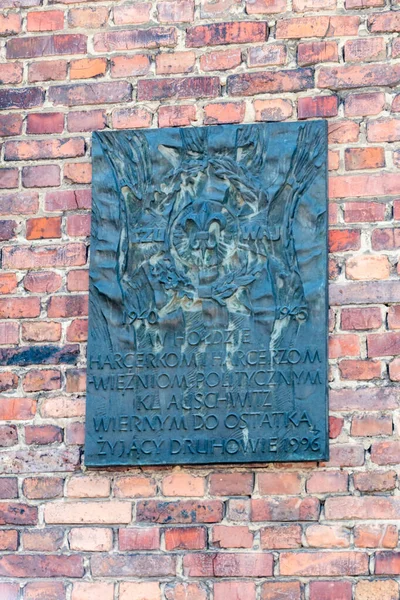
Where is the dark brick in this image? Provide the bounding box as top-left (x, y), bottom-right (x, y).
top-left (138, 76), bottom-right (220, 100)
top-left (0, 87), bottom-right (44, 109)
top-left (49, 81), bottom-right (131, 106)
top-left (0, 345), bottom-right (79, 366)
top-left (0, 503), bottom-right (37, 525)
top-left (7, 34), bottom-right (86, 59)
top-left (93, 27), bottom-right (176, 52)
top-left (227, 68), bottom-right (313, 96)
top-left (186, 22), bottom-right (267, 47)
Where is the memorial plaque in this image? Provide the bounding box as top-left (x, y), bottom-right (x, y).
top-left (85, 121), bottom-right (328, 466)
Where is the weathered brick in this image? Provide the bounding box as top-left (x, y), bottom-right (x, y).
top-left (93, 28), bottom-right (176, 52)
top-left (0, 87), bottom-right (44, 110)
top-left (25, 425), bottom-right (63, 445)
top-left (64, 162), bottom-right (92, 184)
top-left (261, 582), bottom-right (301, 600)
top-left (0, 219), bottom-right (17, 241)
top-left (212, 525), bottom-right (253, 548)
top-left (345, 92), bottom-right (385, 117)
top-left (23, 272), bottom-right (62, 293)
top-left (277, 16), bottom-right (359, 38)
top-left (162, 473), bottom-right (205, 496)
top-left (251, 497), bottom-right (320, 521)
top-left (138, 77), bottom-right (220, 101)
top-left (156, 51), bottom-right (195, 74)
top-left (28, 60), bottom-right (67, 83)
top-left (319, 64), bottom-right (400, 90)
top-left (0, 62), bottom-right (23, 84)
top-left (112, 107), bottom-right (152, 129)
top-left (158, 104), bottom-right (196, 127)
top-left (49, 82), bottom-right (131, 106)
top-left (214, 582), bottom-right (256, 600)
top-left (260, 524), bottom-right (301, 549)
top-left (158, 0), bottom-right (194, 22)
top-left (91, 554), bottom-right (176, 577)
top-left (22, 165), bottom-right (60, 189)
top-left (246, 0), bottom-right (287, 13)
top-left (0, 297), bottom-right (40, 319)
top-left (164, 582), bottom-right (206, 600)
top-left (45, 501), bottom-right (131, 524)
top-left (281, 551), bottom-right (368, 575)
top-left (209, 473), bottom-right (253, 496)
top-left (165, 527), bottom-right (207, 550)
top-left (67, 270), bottom-right (89, 291)
top-left (355, 524), bottom-right (398, 548)
top-left (204, 102), bottom-right (245, 124)
top-left (27, 10), bottom-right (64, 31)
top-left (23, 527), bottom-right (63, 551)
top-left (0, 113), bottom-right (23, 137)
top-left (298, 95), bottom-right (338, 119)
top-left (24, 582), bottom-right (66, 600)
top-left (258, 472), bottom-right (301, 495)
top-left (254, 99), bottom-right (293, 121)
top-left (309, 581), bottom-right (352, 600)
top-left (7, 34), bottom-right (86, 59)
top-left (0, 273), bottom-right (17, 294)
top-left (228, 68), bottom-right (313, 96)
top-left (111, 54), bottom-right (151, 77)
top-left (375, 552), bottom-right (400, 575)
top-left (354, 470), bottom-right (396, 492)
top-left (201, 48), bottom-right (242, 71)
top-left (345, 38), bottom-right (386, 63)
top-left (3, 244), bottom-right (86, 269)
top-left (45, 189), bottom-right (91, 211)
top-left (298, 41), bottom-right (338, 66)
top-left (119, 527), bottom-right (160, 551)
top-left (0, 372), bottom-right (18, 392)
top-left (113, 3), bottom-right (151, 25)
top-left (0, 12), bottom-right (21, 35)
top-left (137, 500), bottom-right (223, 523)
top-left (0, 425), bottom-right (18, 447)
top-left (187, 22), bottom-right (267, 47)
top-left (23, 369), bottom-right (61, 392)
top-left (5, 138), bottom-right (85, 161)
top-left (68, 6), bottom-right (108, 28)
top-left (183, 552), bottom-right (273, 577)
top-left (69, 527), bottom-right (113, 552)
top-left (26, 216), bottom-right (62, 239)
top-left (0, 554), bottom-right (83, 578)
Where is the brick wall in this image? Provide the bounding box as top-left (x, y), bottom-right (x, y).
top-left (1, 0), bottom-right (400, 598)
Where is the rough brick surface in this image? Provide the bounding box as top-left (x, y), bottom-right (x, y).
top-left (0, 0), bottom-right (397, 593)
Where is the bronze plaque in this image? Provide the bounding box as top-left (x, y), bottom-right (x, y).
top-left (85, 122), bottom-right (328, 466)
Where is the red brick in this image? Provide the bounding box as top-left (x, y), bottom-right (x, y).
top-left (158, 0), bottom-right (194, 22)
top-left (369, 12), bottom-right (400, 32)
top-left (298, 41), bottom-right (338, 66)
top-left (65, 369), bottom-right (86, 393)
top-left (298, 95), bottom-right (338, 119)
top-left (26, 217), bottom-right (62, 239)
top-left (187, 22), bottom-right (267, 47)
top-left (93, 27), bottom-right (177, 52)
top-left (66, 214), bottom-right (91, 237)
top-left (137, 500), bottom-right (223, 523)
top-left (305, 524), bottom-right (350, 548)
top-left (48, 295), bottom-right (88, 318)
top-left (0, 322), bottom-right (19, 344)
top-left (25, 425), bottom-right (63, 445)
top-left (66, 422), bottom-right (84, 445)
top-left (5, 138), bottom-right (85, 161)
top-left (355, 524), bottom-right (398, 548)
top-left (212, 525), bottom-right (253, 548)
top-left (113, 3), bottom-right (151, 25)
top-left (114, 476), bottom-right (157, 497)
top-left (27, 10), bottom-right (64, 31)
top-left (68, 6), bottom-right (108, 28)
top-left (64, 162), bottom-right (91, 184)
top-left (201, 48), bottom-right (242, 71)
top-left (23, 477), bottom-right (63, 500)
top-left (184, 552), bottom-right (273, 577)
top-left (7, 34), bottom-right (86, 59)
top-left (368, 332), bottom-right (400, 357)
top-left (70, 58), bottom-right (107, 80)
top-left (276, 16), bottom-right (359, 39)
top-left (328, 120), bottom-right (359, 143)
top-left (28, 60), bottom-right (68, 83)
top-left (261, 582), bottom-right (301, 600)
top-left (354, 470), bottom-right (396, 492)
top-left (356, 581), bottom-right (399, 600)
top-left (49, 82), bottom-right (131, 107)
top-left (351, 414), bottom-right (392, 436)
top-left (45, 189), bottom-right (91, 211)
top-left (91, 554), bottom-right (176, 577)
top-left (0, 113), bottom-right (23, 137)
top-left (389, 357), bottom-right (400, 380)
top-left (0, 502), bottom-right (37, 525)
top-left (0, 530), bottom-right (18, 551)
top-left (248, 44), bottom-right (286, 68)
top-left (120, 582), bottom-right (160, 600)
top-left (209, 473), bottom-right (253, 496)
top-left (341, 307), bottom-right (382, 330)
top-left (330, 387), bottom-right (398, 411)
top-left (375, 552), bottom-right (400, 575)
top-left (162, 473), bottom-right (205, 496)
top-left (204, 102), bottom-right (245, 124)
top-left (111, 54), bottom-right (151, 78)
top-left (325, 495), bottom-right (400, 519)
top-left (0, 425), bottom-right (18, 448)
top-left (0, 372), bottom-right (18, 392)
top-left (339, 359), bottom-right (381, 380)
top-left (345, 147), bottom-right (385, 171)
top-left (0, 87), bottom-right (44, 110)
top-left (345, 38), bottom-right (386, 63)
top-left (0, 297), bottom-right (40, 319)
top-left (138, 77), bottom-right (220, 101)
top-left (345, 92), bottom-right (385, 117)
top-left (251, 497), bottom-right (320, 521)
top-left (159, 105), bottom-right (196, 127)
top-left (23, 369), bottom-right (61, 392)
top-left (165, 527), bottom-right (206, 550)
top-left (319, 64), bottom-right (400, 90)
top-left (368, 118), bottom-right (400, 142)
top-left (112, 107), bottom-right (152, 129)
top-left (260, 524), bottom-right (301, 549)
top-left (67, 110), bottom-right (107, 131)
top-left (307, 471), bottom-right (348, 493)
top-left (228, 68), bottom-right (313, 96)
top-left (0, 219), bottom-right (17, 241)
top-left (330, 173), bottom-right (400, 199)
top-left (66, 475), bottom-right (109, 498)
top-left (0, 554), bottom-right (83, 578)
top-left (329, 333), bottom-right (360, 358)
top-left (23, 582), bottom-right (66, 600)
top-left (156, 51), bottom-right (195, 74)
top-left (371, 441), bottom-right (400, 465)
top-left (0, 478), bottom-right (18, 498)
top-left (119, 527), bottom-right (160, 551)
top-left (309, 581), bottom-right (352, 600)
top-left (0, 12), bottom-right (21, 35)
top-left (344, 202), bottom-right (386, 223)
top-left (22, 165), bottom-right (60, 188)
top-left (23, 272), bottom-right (62, 293)
top-left (281, 551), bottom-right (368, 576)
top-left (245, 0), bottom-right (287, 13)
top-left (67, 319), bottom-right (88, 342)
top-left (214, 581), bottom-right (256, 600)
top-left (347, 0), bottom-right (383, 6)
top-left (0, 273), bottom-right (17, 294)
top-left (23, 528), bottom-right (63, 551)
top-left (322, 444), bottom-right (365, 467)
top-left (258, 472), bottom-right (301, 495)
top-left (67, 270), bottom-right (89, 292)
top-left (0, 62), bottom-right (23, 84)
top-left (372, 229), bottom-right (400, 250)
top-left (0, 397), bottom-right (36, 421)
top-left (3, 244), bottom-right (86, 269)
top-left (254, 99), bottom-right (293, 121)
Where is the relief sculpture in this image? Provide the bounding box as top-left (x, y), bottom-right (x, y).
top-left (86, 122), bottom-right (328, 466)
